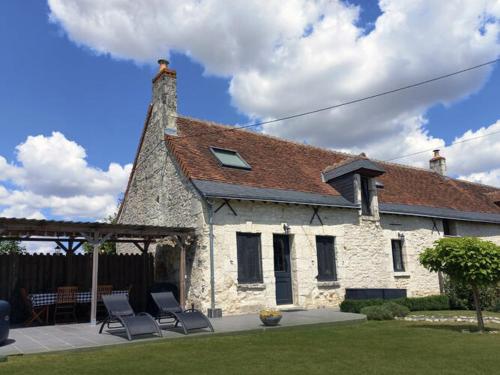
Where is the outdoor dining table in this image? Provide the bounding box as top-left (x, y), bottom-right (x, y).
top-left (29, 290), bottom-right (128, 308)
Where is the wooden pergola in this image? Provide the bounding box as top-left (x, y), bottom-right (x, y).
top-left (0, 217), bottom-right (195, 325)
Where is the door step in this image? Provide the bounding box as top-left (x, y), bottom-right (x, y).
top-left (278, 305), bottom-right (305, 312)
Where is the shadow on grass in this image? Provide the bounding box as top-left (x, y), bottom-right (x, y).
top-left (408, 323), bottom-right (498, 333)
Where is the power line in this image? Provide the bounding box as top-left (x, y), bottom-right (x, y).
top-left (385, 128), bottom-right (500, 162)
top-left (131, 58), bottom-right (499, 173)
top-left (171, 58), bottom-right (500, 140)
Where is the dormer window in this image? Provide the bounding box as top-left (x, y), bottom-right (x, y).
top-left (361, 176), bottom-right (372, 216)
top-left (210, 147), bottom-right (251, 170)
top-left (322, 156), bottom-right (384, 219)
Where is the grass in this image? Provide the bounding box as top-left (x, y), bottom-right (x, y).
top-left (411, 310), bottom-right (500, 318)
top-left (2, 320), bottom-right (500, 375)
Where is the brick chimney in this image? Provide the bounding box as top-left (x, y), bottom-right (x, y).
top-left (152, 59), bottom-right (177, 135)
top-left (429, 149), bottom-right (446, 175)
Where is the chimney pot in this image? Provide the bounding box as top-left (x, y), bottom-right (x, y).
top-left (433, 149), bottom-right (440, 158)
top-left (157, 59), bottom-right (169, 72)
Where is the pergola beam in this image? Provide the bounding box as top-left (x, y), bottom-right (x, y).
top-left (0, 237), bottom-right (167, 244)
top-left (0, 217), bottom-right (195, 325)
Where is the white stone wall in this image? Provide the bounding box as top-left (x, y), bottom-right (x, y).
top-left (209, 201), bottom-right (457, 315)
top-left (454, 221), bottom-right (500, 245)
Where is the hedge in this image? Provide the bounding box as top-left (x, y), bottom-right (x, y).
top-left (340, 299), bottom-right (385, 313)
top-left (340, 295), bottom-right (450, 313)
top-left (398, 295), bottom-right (450, 311)
top-left (360, 305), bottom-right (394, 320)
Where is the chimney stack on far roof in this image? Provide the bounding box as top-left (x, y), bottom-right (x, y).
top-left (152, 58), bottom-right (177, 135)
top-left (429, 149), bottom-right (446, 175)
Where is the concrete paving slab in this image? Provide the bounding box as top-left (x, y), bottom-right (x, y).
top-left (0, 309), bottom-right (365, 356)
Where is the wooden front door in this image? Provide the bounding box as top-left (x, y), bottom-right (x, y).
top-left (273, 234), bottom-right (293, 305)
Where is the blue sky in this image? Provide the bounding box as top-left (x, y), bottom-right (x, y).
top-left (0, 1), bottom-right (247, 168)
top-left (0, 0), bottom-right (499, 220)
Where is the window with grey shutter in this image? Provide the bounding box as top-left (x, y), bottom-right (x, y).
top-left (361, 176), bottom-right (372, 215)
top-left (391, 239), bottom-right (405, 272)
top-left (236, 233), bottom-right (263, 283)
top-left (315, 236), bottom-right (337, 281)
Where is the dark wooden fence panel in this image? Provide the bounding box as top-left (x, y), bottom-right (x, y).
top-left (0, 253), bottom-right (154, 322)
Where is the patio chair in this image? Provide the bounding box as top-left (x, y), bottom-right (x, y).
top-left (20, 288), bottom-right (49, 326)
top-left (99, 294), bottom-right (161, 341)
top-left (96, 284), bottom-right (113, 319)
top-left (151, 292), bottom-right (214, 335)
top-left (54, 286), bottom-right (78, 324)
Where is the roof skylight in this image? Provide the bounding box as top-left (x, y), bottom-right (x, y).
top-left (210, 147), bottom-right (251, 170)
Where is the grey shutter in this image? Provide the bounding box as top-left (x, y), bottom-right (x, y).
top-left (237, 233), bottom-right (263, 283)
top-left (316, 236), bottom-right (337, 281)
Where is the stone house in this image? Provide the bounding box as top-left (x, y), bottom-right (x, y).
top-left (117, 60), bottom-right (500, 316)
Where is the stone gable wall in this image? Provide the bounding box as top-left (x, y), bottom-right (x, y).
top-left (116, 74), bottom-right (210, 309)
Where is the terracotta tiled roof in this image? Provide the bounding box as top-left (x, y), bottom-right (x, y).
top-left (165, 116), bottom-right (500, 215)
top-left (487, 191), bottom-right (500, 203)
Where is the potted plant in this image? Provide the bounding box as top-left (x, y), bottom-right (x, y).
top-left (259, 308), bottom-right (283, 326)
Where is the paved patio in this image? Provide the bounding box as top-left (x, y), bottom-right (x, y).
top-left (1, 309), bottom-right (364, 356)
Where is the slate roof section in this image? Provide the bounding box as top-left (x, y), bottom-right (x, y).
top-left (323, 158), bottom-right (386, 181)
top-left (379, 204), bottom-right (500, 224)
top-left (192, 179), bottom-right (359, 208)
top-left (165, 116), bottom-right (500, 221)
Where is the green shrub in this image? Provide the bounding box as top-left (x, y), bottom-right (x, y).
top-left (383, 302), bottom-right (410, 317)
top-left (444, 278), bottom-right (499, 311)
top-left (398, 295), bottom-right (450, 311)
top-left (360, 305), bottom-right (394, 320)
top-left (492, 302), bottom-right (500, 313)
top-left (340, 299), bottom-right (385, 313)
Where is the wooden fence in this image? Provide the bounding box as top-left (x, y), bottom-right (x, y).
top-left (0, 253), bottom-right (154, 322)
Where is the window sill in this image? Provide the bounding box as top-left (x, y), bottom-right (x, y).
top-left (317, 280), bottom-right (341, 289)
top-left (393, 272), bottom-right (410, 278)
top-left (237, 283), bottom-right (266, 291)
top-left (361, 215), bottom-right (379, 222)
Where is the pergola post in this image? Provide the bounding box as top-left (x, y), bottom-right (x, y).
top-left (91, 242), bottom-right (99, 325)
top-left (173, 234), bottom-right (192, 310)
top-left (179, 243), bottom-right (186, 308)
top-left (83, 232), bottom-right (111, 326)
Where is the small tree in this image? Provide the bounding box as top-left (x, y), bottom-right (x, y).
top-left (0, 240), bottom-right (26, 254)
top-left (420, 237), bottom-right (500, 332)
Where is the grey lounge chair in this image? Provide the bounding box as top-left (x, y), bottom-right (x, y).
top-left (151, 292), bottom-right (214, 335)
top-left (99, 294), bottom-right (161, 341)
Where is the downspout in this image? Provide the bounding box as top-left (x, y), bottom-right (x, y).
top-left (207, 200), bottom-right (216, 313)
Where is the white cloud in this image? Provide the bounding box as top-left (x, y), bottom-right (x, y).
top-left (373, 119), bottom-right (500, 186)
top-left (47, 0), bottom-right (500, 186)
top-left (460, 169), bottom-right (500, 187)
top-left (446, 120), bottom-right (500, 176)
top-left (0, 132), bottom-right (131, 220)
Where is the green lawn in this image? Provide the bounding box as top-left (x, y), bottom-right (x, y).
top-left (410, 310), bottom-right (500, 318)
top-left (2, 320), bottom-right (500, 375)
